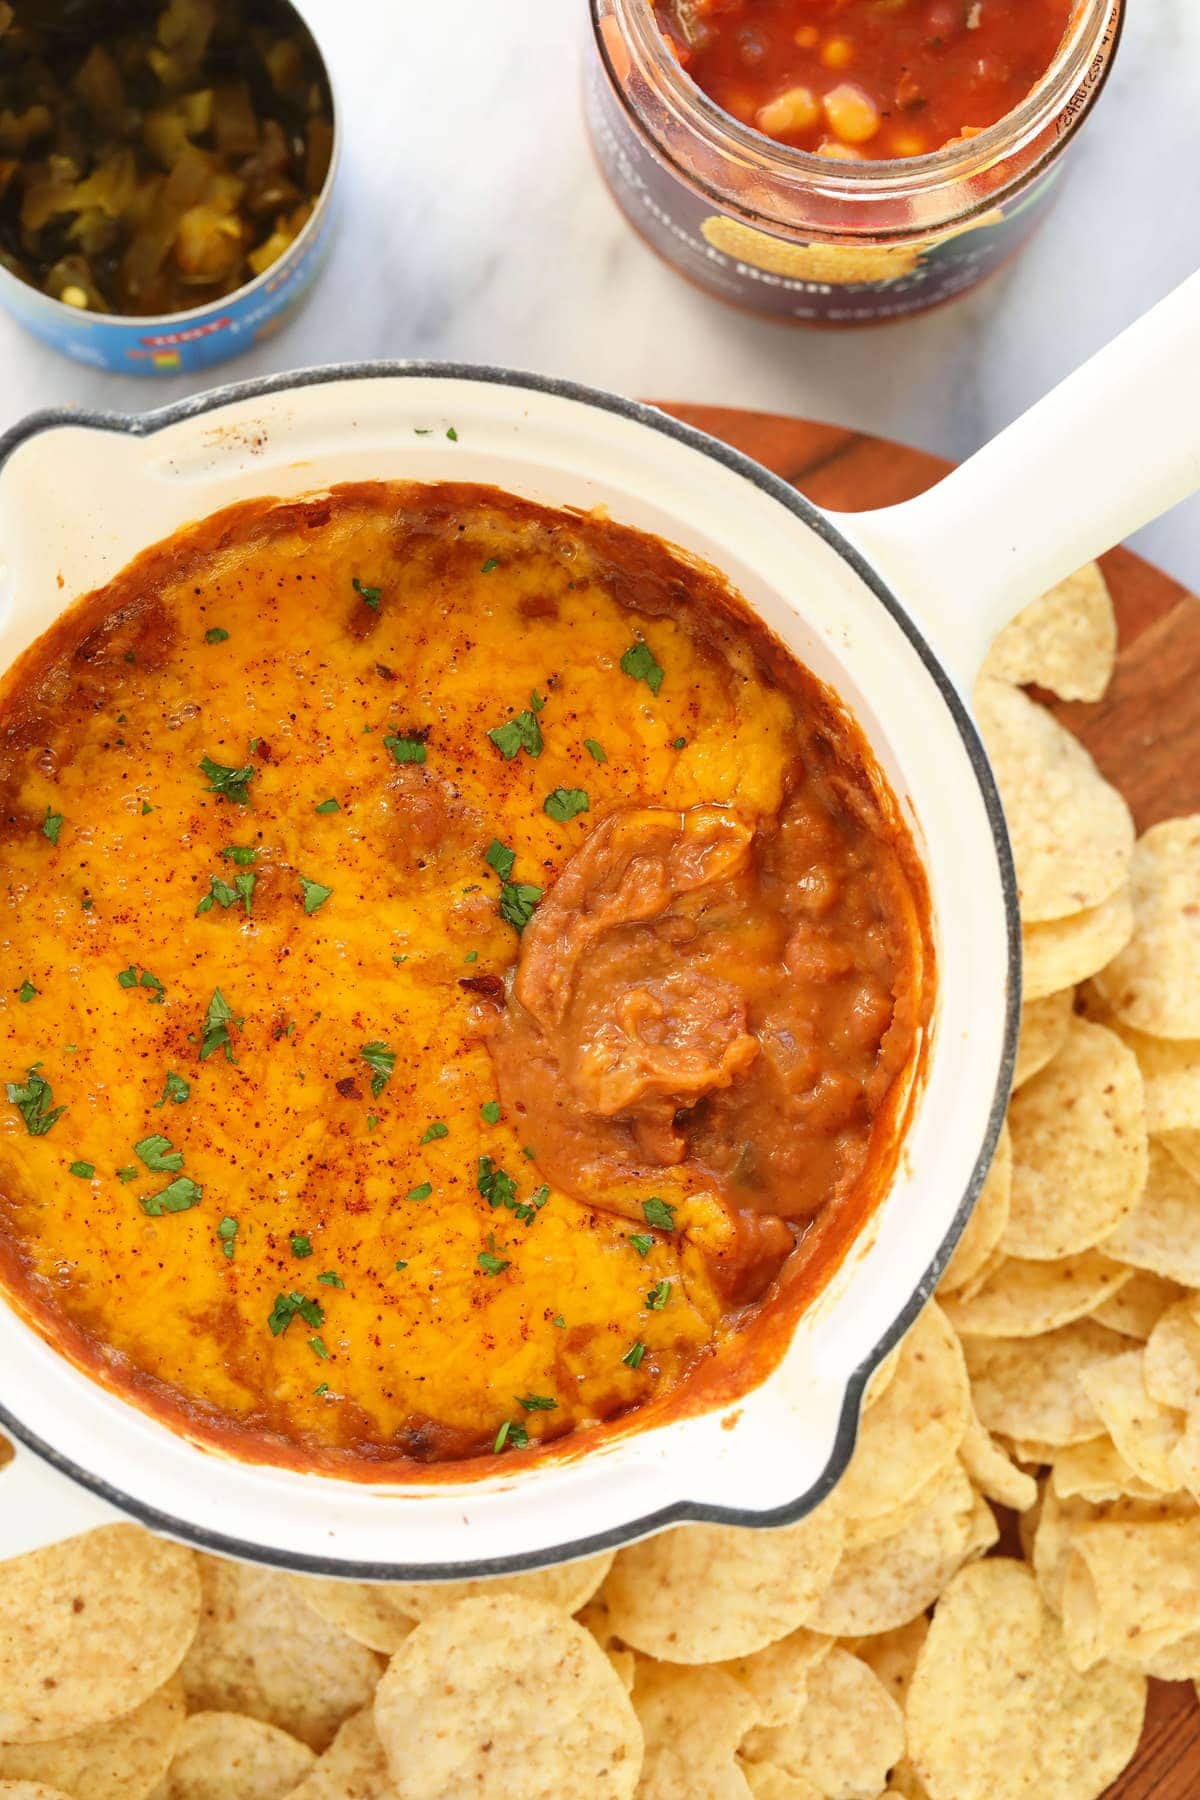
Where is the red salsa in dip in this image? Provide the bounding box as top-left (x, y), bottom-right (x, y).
top-left (653, 0), bottom-right (1076, 159)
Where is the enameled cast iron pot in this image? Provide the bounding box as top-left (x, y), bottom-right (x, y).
top-left (0, 271), bottom-right (1197, 1577)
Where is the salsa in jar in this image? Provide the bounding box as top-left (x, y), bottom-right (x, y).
top-left (652, 0), bottom-right (1077, 162)
top-left (588, 0), bottom-right (1123, 324)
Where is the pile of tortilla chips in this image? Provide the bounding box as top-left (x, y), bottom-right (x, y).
top-left (1, 561), bottom-right (1198, 1799)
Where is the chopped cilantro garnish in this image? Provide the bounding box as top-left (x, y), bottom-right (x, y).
top-left (267, 1291), bottom-right (324, 1337)
top-left (352, 577), bottom-right (381, 609)
top-left (134, 1132), bottom-right (183, 1173)
top-left (583, 738), bottom-right (607, 763)
top-left (493, 1418), bottom-right (529, 1452)
top-left (156, 1071), bottom-right (190, 1109)
top-left (298, 875), bottom-right (332, 915)
top-left (7, 1066), bottom-right (65, 1136)
top-left (309, 1335), bottom-right (329, 1359)
top-left (68, 1160), bottom-right (94, 1179)
top-left (478, 1250), bottom-right (509, 1276)
top-left (199, 755), bottom-right (255, 806)
top-left (622, 1341), bottom-right (647, 1369)
top-left (499, 878), bottom-right (542, 934)
top-left (530, 690), bottom-right (545, 712)
top-left (218, 1216), bottom-right (238, 1258)
top-left (487, 709), bottom-right (543, 761)
top-left (116, 1165), bottom-right (138, 1183)
top-left (446, 426), bottom-right (458, 441)
top-left (360, 1041), bottom-right (395, 1097)
top-left (317, 1270), bottom-right (344, 1287)
top-left (671, 736), bottom-right (687, 750)
top-left (42, 807), bottom-right (63, 845)
top-left (314, 1380), bottom-right (329, 1395)
top-left (463, 950), bottom-right (477, 963)
top-left (628, 1234), bottom-right (654, 1258)
top-left (314, 798), bottom-right (340, 814)
top-left (196, 871), bottom-right (249, 916)
top-left (200, 989), bottom-right (239, 1063)
top-left (141, 1175), bottom-right (202, 1216)
top-left (480, 557), bottom-right (499, 574)
top-left (643, 1196), bottom-right (676, 1231)
top-left (620, 640), bottom-right (664, 694)
top-left (552, 1313), bottom-right (566, 1328)
top-left (141, 800), bottom-right (153, 814)
top-left (394, 1259), bottom-right (408, 1271)
top-left (221, 846), bottom-right (258, 866)
top-left (421, 1121), bottom-right (449, 1143)
top-left (517, 1393), bottom-right (557, 1411)
top-left (543, 787), bottom-right (589, 823)
top-left (485, 839), bottom-right (515, 881)
top-left (406, 1181), bottom-right (433, 1203)
top-left (477, 1155), bottom-right (518, 1212)
top-left (480, 1100), bottom-right (501, 1125)
top-left (647, 1279), bottom-right (672, 1310)
top-left (17, 981), bottom-right (36, 1003)
top-left (291, 1234), bottom-right (313, 1259)
top-left (367, 1114), bottom-right (379, 1131)
top-left (204, 626), bottom-right (229, 644)
top-left (385, 733), bottom-right (427, 765)
top-left (118, 964), bottom-right (164, 1003)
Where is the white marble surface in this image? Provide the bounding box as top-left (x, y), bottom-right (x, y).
top-left (2, 0), bottom-right (1198, 586)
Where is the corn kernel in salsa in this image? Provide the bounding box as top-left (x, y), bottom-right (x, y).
top-left (654, 0), bottom-right (1076, 160)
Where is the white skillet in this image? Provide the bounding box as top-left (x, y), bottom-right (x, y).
top-left (0, 271), bottom-right (1197, 1575)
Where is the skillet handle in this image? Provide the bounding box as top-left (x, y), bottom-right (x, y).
top-left (0, 1439), bottom-right (122, 1558)
top-left (824, 268), bottom-right (1200, 693)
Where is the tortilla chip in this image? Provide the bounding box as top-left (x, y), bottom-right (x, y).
top-left (0, 1526), bottom-right (200, 1746)
top-left (834, 1303), bottom-right (969, 1525)
top-left (906, 1558), bottom-right (1145, 1800)
top-left (181, 1558), bottom-right (381, 1753)
top-left (1079, 1348), bottom-right (1185, 1490)
top-left (809, 1462), bottom-right (996, 1637)
top-left (1144, 1299), bottom-right (1200, 1412)
top-left (291, 1552), bottom-right (612, 1655)
top-left (942, 1251), bottom-right (1132, 1338)
top-left (846, 1615), bottom-right (929, 1711)
top-left (600, 1504), bottom-right (844, 1664)
top-left (980, 563), bottom-right (1116, 702)
top-left (1029, 1486), bottom-right (1094, 1615)
top-left (1094, 816), bottom-right (1200, 1035)
top-left (1021, 890), bottom-right (1134, 1001)
top-left (741, 1648), bottom-right (904, 1798)
top-left (937, 1127), bottom-right (1011, 1297)
top-left (1107, 1023), bottom-right (1200, 1132)
top-left (631, 1661), bottom-right (759, 1799)
top-left (975, 678), bottom-right (1134, 922)
top-left (154, 1710), bottom-right (313, 1800)
top-left (1049, 1437), bottom-right (1164, 1504)
top-left (0, 1674), bottom-right (184, 1800)
top-left (1012, 988), bottom-right (1075, 1090)
top-left (373, 1597), bottom-right (643, 1800)
top-left (1098, 1147), bottom-right (1198, 1297)
top-left (285, 1707), bottom-right (393, 1800)
top-left (718, 1631), bottom-right (831, 1727)
top-left (963, 1320), bottom-right (1127, 1445)
top-left (1003, 1019), bottom-right (1146, 1260)
top-left (1091, 1269), bottom-right (1187, 1339)
top-left (1060, 1516), bottom-right (1200, 1670)
top-left (958, 1405), bottom-right (1040, 1512)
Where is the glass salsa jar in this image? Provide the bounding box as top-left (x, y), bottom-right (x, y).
top-left (586, 0), bottom-right (1124, 325)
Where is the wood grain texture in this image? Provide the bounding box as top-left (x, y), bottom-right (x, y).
top-left (658, 402), bottom-right (1200, 1800)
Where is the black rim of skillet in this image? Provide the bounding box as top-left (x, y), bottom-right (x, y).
top-left (0, 363), bottom-right (1021, 1580)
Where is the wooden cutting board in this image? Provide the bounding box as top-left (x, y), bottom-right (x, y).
top-left (658, 403), bottom-right (1200, 1800)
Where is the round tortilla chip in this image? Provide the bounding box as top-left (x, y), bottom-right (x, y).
top-left (834, 1303), bottom-right (969, 1525)
top-left (718, 1631), bottom-right (831, 1727)
top-left (0, 1673), bottom-right (184, 1800)
top-left (975, 679), bottom-right (1133, 923)
top-left (942, 1251), bottom-right (1132, 1338)
top-left (1109, 1023), bottom-right (1200, 1132)
top-left (0, 1526), bottom-right (200, 1745)
top-left (181, 1558), bottom-right (381, 1753)
top-left (741, 1648), bottom-right (904, 1798)
top-left (1060, 1516), bottom-right (1200, 1671)
top-left (906, 1558), bottom-right (1145, 1800)
top-left (1049, 1437), bottom-right (1164, 1504)
top-left (155, 1711), bottom-right (313, 1800)
top-left (289, 1579), bottom-right (414, 1656)
top-left (809, 1462), bottom-right (996, 1638)
top-left (958, 1406), bottom-right (1040, 1512)
top-left (937, 1127), bottom-right (1011, 1296)
top-left (1021, 890), bottom-right (1134, 1002)
top-left (373, 1597), bottom-right (643, 1800)
top-left (601, 1503), bottom-right (844, 1664)
top-left (1093, 816), bottom-right (1200, 1037)
top-left (1079, 1348), bottom-right (1185, 1491)
top-left (1144, 1300), bottom-right (1200, 1412)
top-left (1103, 1140), bottom-right (1200, 1287)
top-left (963, 1320), bottom-right (1128, 1446)
top-left (631, 1661), bottom-right (759, 1799)
top-left (980, 563), bottom-right (1116, 703)
top-left (1091, 1269), bottom-right (1187, 1339)
top-left (1013, 988), bottom-right (1075, 1090)
top-left (285, 1706), bottom-right (401, 1800)
top-left (1003, 1019), bottom-right (1147, 1260)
